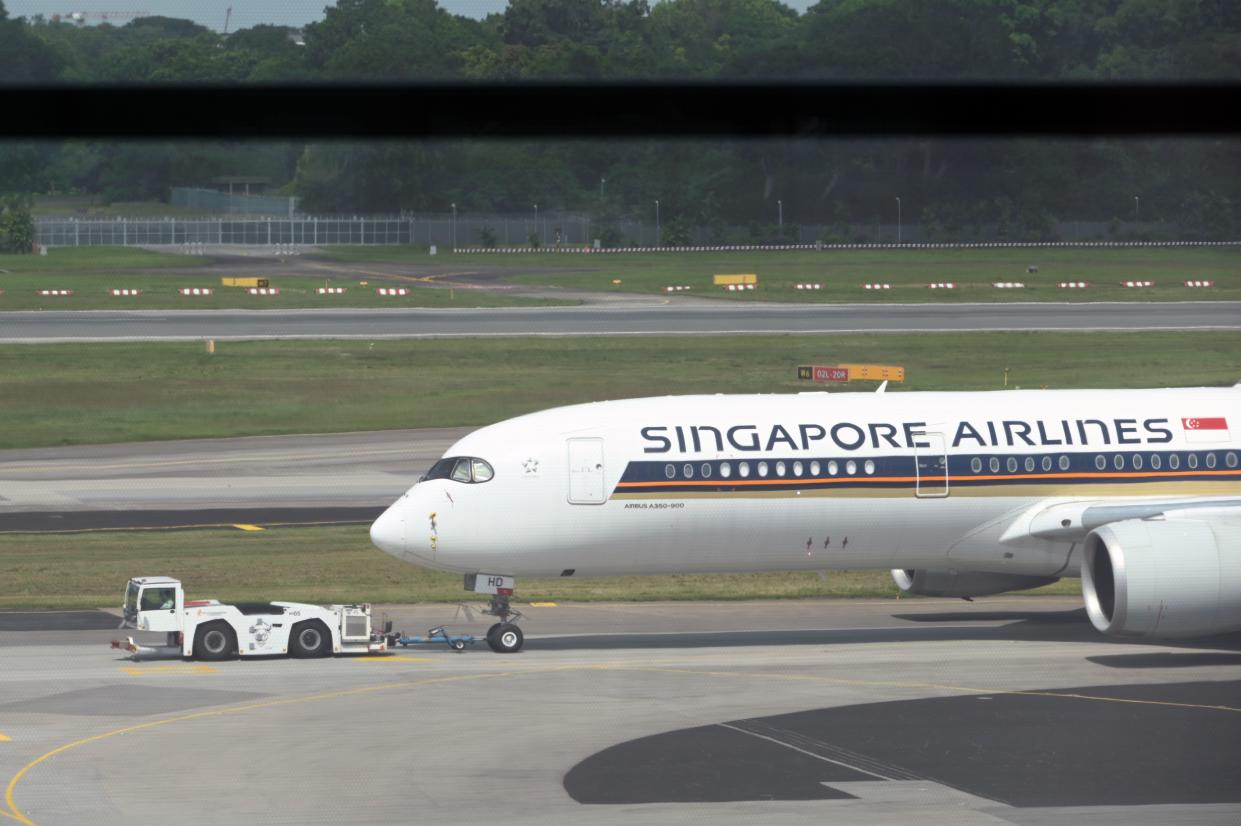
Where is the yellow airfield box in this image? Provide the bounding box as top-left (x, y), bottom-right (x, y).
top-left (713, 273), bottom-right (757, 286)
top-left (221, 277), bottom-right (270, 288)
top-left (837, 363), bottom-right (905, 382)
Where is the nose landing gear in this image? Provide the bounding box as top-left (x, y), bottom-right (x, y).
top-left (467, 574), bottom-right (526, 653)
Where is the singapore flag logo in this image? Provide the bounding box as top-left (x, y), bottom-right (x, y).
top-left (1181, 416), bottom-right (1230, 443)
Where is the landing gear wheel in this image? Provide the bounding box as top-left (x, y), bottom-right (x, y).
top-left (450, 639), bottom-right (466, 651)
top-left (289, 621), bottom-right (332, 658)
top-left (195, 622), bottom-right (236, 661)
top-left (491, 623), bottom-right (523, 654)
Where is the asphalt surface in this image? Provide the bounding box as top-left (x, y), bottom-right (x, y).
top-left (3, 597), bottom-right (1240, 825)
top-left (0, 429), bottom-right (465, 521)
top-left (2, 301), bottom-right (1239, 342)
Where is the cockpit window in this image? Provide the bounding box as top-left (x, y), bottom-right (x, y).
top-left (421, 456), bottom-right (494, 484)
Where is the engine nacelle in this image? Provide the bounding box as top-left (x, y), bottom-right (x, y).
top-left (1082, 518), bottom-right (1241, 639)
top-left (891, 568), bottom-right (1059, 598)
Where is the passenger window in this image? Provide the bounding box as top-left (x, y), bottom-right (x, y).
top-left (1169, 454), bottom-right (1180, 470)
top-left (1206, 453), bottom-right (1217, 469)
top-left (1041, 456), bottom-right (1053, 472)
top-left (701, 463), bottom-right (712, 479)
top-left (683, 463), bottom-right (694, 479)
top-left (1059, 455), bottom-right (1070, 471)
top-left (864, 460), bottom-right (875, 475)
top-left (810, 461), bottom-right (820, 476)
top-left (1149, 454), bottom-right (1161, 470)
top-left (1113, 454), bottom-right (1125, 471)
top-left (1006, 457), bottom-right (1018, 473)
top-left (1188, 453), bottom-right (1199, 469)
top-left (720, 462), bottom-right (732, 478)
top-left (970, 457), bottom-right (982, 473)
top-left (989, 457), bottom-right (1000, 473)
top-left (793, 461), bottom-right (803, 477)
top-left (828, 460), bottom-right (838, 476)
top-left (846, 460), bottom-right (857, 475)
top-left (1132, 454), bottom-right (1143, 470)
top-left (1227, 453), bottom-right (1238, 469)
top-left (664, 464), bottom-right (676, 479)
top-left (775, 461), bottom-right (786, 477)
top-left (1024, 457), bottom-right (1035, 472)
top-left (739, 462), bottom-right (750, 478)
top-left (757, 461), bottom-right (769, 478)
top-left (1095, 455), bottom-right (1106, 471)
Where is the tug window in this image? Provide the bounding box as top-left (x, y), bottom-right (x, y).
top-left (423, 456), bottom-right (495, 484)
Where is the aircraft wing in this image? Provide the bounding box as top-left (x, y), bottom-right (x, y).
top-left (1001, 497), bottom-right (1241, 544)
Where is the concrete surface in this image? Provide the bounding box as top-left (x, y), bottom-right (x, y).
top-left (2, 596), bottom-right (1239, 825)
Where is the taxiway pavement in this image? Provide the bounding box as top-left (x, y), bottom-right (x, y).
top-left (1, 596), bottom-right (1239, 825)
top-left (0, 429), bottom-right (465, 528)
top-left (2, 300), bottom-right (1239, 342)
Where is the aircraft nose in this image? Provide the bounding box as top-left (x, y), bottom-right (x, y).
top-left (369, 501), bottom-right (406, 556)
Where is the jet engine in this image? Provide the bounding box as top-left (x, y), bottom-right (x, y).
top-left (1082, 518), bottom-right (1241, 639)
top-left (891, 568), bottom-right (1059, 598)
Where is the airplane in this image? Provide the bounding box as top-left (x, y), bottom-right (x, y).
top-left (369, 385), bottom-right (1241, 652)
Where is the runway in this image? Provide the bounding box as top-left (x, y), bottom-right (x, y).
top-left (2, 300), bottom-right (1239, 342)
top-left (2, 597), bottom-right (1239, 825)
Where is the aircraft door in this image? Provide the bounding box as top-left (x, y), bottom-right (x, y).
top-left (567, 438), bottom-right (606, 504)
top-left (915, 432), bottom-right (950, 498)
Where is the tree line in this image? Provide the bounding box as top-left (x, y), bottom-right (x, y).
top-left (1, 0), bottom-right (1238, 242)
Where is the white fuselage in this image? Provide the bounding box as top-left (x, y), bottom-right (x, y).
top-left (370, 388), bottom-right (1241, 579)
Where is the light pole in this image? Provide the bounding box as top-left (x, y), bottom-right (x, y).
top-left (654, 199), bottom-right (660, 246)
top-left (896, 197), bottom-right (902, 244)
top-left (1134, 195), bottom-right (1140, 221)
top-left (533, 203), bottom-right (539, 246)
top-left (450, 202), bottom-right (457, 249)
top-left (778, 199), bottom-right (783, 228)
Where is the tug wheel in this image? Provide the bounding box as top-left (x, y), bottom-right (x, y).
top-left (195, 622), bottom-right (236, 661)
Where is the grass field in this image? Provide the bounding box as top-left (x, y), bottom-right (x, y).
top-left (320, 245), bottom-right (1241, 302)
top-left (0, 524), bottom-right (1078, 610)
top-left (0, 248), bottom-right (567, 310)
top-left (0, 331), bottom-right (1237, 449)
